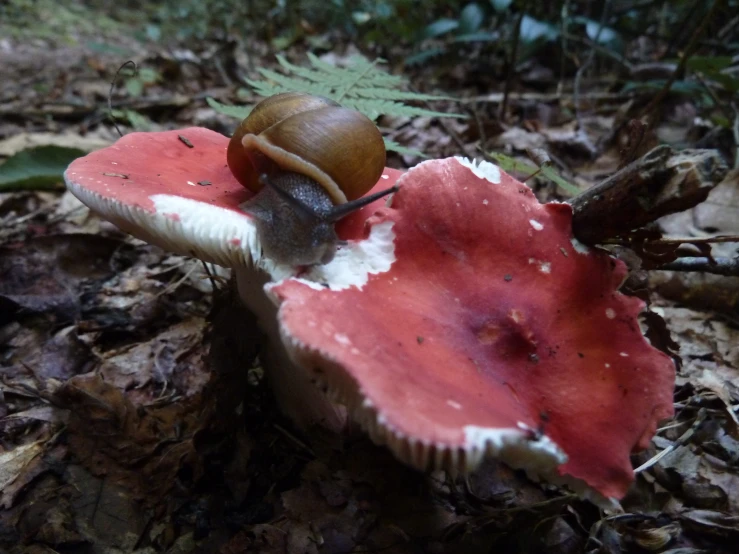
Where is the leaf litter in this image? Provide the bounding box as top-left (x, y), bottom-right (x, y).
top-left (2, 173), bottom-right (737, 554)
top-left (1, 19), bottom-right (739, 554)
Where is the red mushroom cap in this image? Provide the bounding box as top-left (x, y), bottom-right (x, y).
top-left (64, 127), bottom-right (403, 276)
top-left (267, 157), bottom-right (675, 500)
top-left (64, 128), bottom-right (259, 268)
top-left (63, 127), bottom-right (405, 428)
top-left (64, 129), bottom-right (674, 500)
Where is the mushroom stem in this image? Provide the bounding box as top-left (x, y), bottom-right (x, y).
top-left (233, 267), bottom-right (347, 430)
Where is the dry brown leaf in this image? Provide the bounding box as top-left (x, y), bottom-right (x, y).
top-left (0, 441), bottom-right (44, 508)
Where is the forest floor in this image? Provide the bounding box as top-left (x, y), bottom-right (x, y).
top-left (1, 4), bottom-right (739, 554)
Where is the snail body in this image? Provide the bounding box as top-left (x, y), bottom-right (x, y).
top-left (227, 92), bottom-right (396, 266)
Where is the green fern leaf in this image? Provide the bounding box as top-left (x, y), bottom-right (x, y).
top-left (343, 98), bottom-right (460, 120)
top-left (206, 97), bottom-right (251, 119)
top-left (383, 138), bottom-right (427, 158)
top-left (353, 88), bottom-right (456, 102)
top-left (215, 54), bottom-right (465, 156)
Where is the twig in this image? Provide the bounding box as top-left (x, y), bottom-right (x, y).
top-left (272, 423), bottom-right (315, 457)
top-left (645, 235), bottom-right (739, 245)
top-left (717, 14), bottom-right (739, 40)
top-left (463, 91), bottom-right (636, 104)
top-left (694, 72), bottom-right (734, 122)
top-left (108, 61), bottom-right (137, 138)
top-left (572, 0), bottom-right (610, 158)
top-left (155, 263), bottom-right (199, 298)
top-left (663, 0), bottom-right (704, 59)
top-left (636, 0), bottom-right (723, 120)
top-left (557, 0), bottom-right (572, 96)
top-left (200, 260), bottom-right (220, 291)
top-left (498, 5), bottom-right (527, 122)
top-left (410, 86), bottom-right (475, 159)
top-left (634, 408), bottom-right (707, 473)
top-left (472, 103), bottom-right (487, 152)
top-left (563, 32), bottom-right (633, 71)
top-left (654, 257), bottom-right (739, 276)
top-left (570, 146), bottom-right (727, 243)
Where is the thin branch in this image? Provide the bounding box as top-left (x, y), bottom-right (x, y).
top-left (634, 409), bottom-right (707, 474)
top-left (572, 0), bottom-right (611, 157)
top-left (637, 0), bottom-right (723, 120)
top-left (562, 32), bottom-right (633, 71)
top-left (655, 256), bottom-right (739, 276)
top-left (557, 0), bottom-right (572, 96)
top-left (108, 61), bottom-right (137, 138)
top-left (498, 5), bottom-right (527, 122)
top-left (646, 235), bottom-right (739, 245)
top-left (663, 0), bottom-right (704, 59)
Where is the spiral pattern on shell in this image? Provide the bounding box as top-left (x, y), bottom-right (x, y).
top-left (227, 92), bottom-right (386, 204)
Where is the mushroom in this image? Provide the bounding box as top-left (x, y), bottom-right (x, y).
top-left (65, 128), bottom-right (675, 502)
top-left (64, 127), bottom-right (401, 430)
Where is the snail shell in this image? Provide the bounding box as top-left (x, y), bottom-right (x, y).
top-left (227, 92), bottom-right (386, 204)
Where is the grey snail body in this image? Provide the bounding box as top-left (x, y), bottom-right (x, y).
top-left (226, 92), bottom-right (397, 266)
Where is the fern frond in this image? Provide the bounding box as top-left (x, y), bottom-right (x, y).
top-left (255, 56), bottom-right (464, 121)
top-left (343, 99), bottom-right (458, 121)
top-left (206, 97), bottom-right (251, 119)
top-left (209, 53), bottom-right (465, 157)
top-left (383, 138), bottom-right (426, 159)
top-left (353, 87), bottom-right (456, 102)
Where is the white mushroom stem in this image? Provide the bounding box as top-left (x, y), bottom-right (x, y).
top-left (234, 267), bottom-right (347, 431)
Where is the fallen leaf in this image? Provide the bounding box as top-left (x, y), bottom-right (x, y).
top-left (0, 234), bottom-right (134, 318)
top-left (0, 145), bottom-right (87, 191)
top-left (0, 130), bottom-right (112, 157)
top-left (0, 441), bottom-right (44, 503)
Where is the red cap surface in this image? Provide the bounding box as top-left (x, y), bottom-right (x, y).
top-left (268, 157), bottom-right (675, 500)
top-left (64, 127), bottom-right (402, 272)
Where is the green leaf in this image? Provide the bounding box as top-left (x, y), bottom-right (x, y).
top-left (574, 16), bottom-right (622, 51)
top-left (145, 24), bottom-right (161, 42)
top-left (539, 165), bottom-right (580, 196)
top-left (248, 54), bottom-right (465, 123)
top-left (341, 98), bottom-right (463, 121)
top-left (686, 56), bottom-right (734, 73)
top-left (244, 53), bottom-right (465, 155)
top-left (458, 3), bottom-right (485, 35)
top-left (453, 31), bottom-right (499, 43)
top-left (352, 87), bottom-right (457, 102)
top-left (404, 47), bottom-right (446, 66)
top-left (137, 67), bottom-right (160, 85)
top-left (519, 15), bottom-right (559, 43)
top-left (0, 146), bottom-right (87, 191)
top-left (85, 41), bottom-right (133, 56)
top-left (622, 79), bottom-right (704, 95)
top-left (424, 19), bottom-right (459, 38)
top-left (125, 78), bottom-right (144, 97)
top-left (709, 72), bottom-right (739, 93)
top-left (383, 138), bottom-right (426, 158)
top-left (109, 109), bottom-right (154, 131)
top-left (487, 152), bottom-right (580, 195)
top-left (206, 97), bottom-right (252, 119)
top-left (488, 152), bottom-right (539, 174)
top-left (490, 0), bottom-right (512, 12)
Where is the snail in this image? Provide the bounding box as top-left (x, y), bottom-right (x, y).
top-left (227, 92), bottom-right (398, 266)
